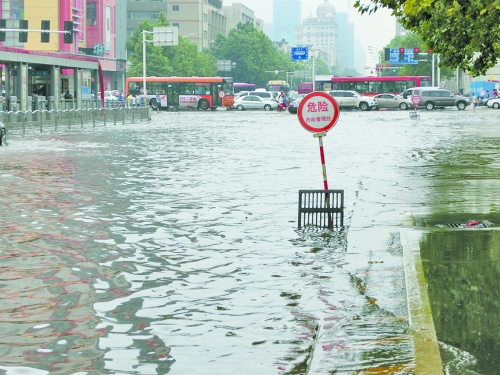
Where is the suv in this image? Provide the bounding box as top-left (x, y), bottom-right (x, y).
top-left (327, 90), bottom-right (378, 111)
top-left (414, 88), bottom-right (469, 110)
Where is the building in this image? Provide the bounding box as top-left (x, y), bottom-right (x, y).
top-left (223, 3), bottom-right (263, 33)
top-left (167, 0), bottom-right (226, 50)
top-left (295, 0), bottom-right (339, 67)
top-left (273, 0), bottom-right (301, 45)
top-left (336, 12), bottom-right (354, 70)
top-left (126, 0), bottom-right (168, 39)
top-left (0, 0), bottom-right (124, 93)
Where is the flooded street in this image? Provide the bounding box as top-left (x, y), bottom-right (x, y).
top-left (1, 106), bottom-right (500, 374)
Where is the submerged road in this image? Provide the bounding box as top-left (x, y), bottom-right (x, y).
top-left (0, 106), bottom-right (499, 374)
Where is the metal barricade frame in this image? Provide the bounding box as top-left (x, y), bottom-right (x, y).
top-left (298, 190), bottom-right (344, 229)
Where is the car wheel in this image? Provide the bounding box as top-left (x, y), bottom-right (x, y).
top-left (359, 102), bottom-right (369, 111)
top-left (399, 102), bottom-right (408, 110)
top-left (456, 101), bottom-right (466, 110)
top-left (198, 99), bottom-right (210, 110)
top-left (237, 104), bottom-right (245, 111)
top-left (425, 102), bottom-right (435, 110)
top-left (264, 104), bottom-right (271, 111)
top-left (493, 103), bottom-right (500, 109)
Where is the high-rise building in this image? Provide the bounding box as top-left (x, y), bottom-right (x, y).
top-left (273, 0), bottom-right (301, 45)
top-left (336, 12), bottom-right (354, 70)
top-left (295, 0), bottom-right (338, 67)
top-left (167, 0), bottom-right (226, 50)
top-left (126, 0), bottom-right (168, 39)
top-left (223, 3), bottom-right (263, 33)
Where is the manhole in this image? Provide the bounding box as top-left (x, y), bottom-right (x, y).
top-left (443, 221), bottom-right (494, 229)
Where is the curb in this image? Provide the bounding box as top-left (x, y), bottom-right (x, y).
top-left (400, 212), bottom-right (444, 375)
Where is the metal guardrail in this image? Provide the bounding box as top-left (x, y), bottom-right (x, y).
top-left (0, 106), bottom-right (150, 140)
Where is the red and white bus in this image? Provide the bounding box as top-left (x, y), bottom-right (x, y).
top-left (234, 83), bottom-right (256, 93)
top-left (330, 76), bottom-right (431, 96)
top-left (297, 82), bottom-right (314, 94)
top-left (125, 76), bottom-right (234, 110)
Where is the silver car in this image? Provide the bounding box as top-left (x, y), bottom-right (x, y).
top-left (233, 95), bottom-right (278, 111)
top-left (373, 93), bottom-right (413, 110)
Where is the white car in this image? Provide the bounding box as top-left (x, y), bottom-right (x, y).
top-left (233, 95), bottom-right (278, 111)
top-left (327, 90), bottom-right (378, 111)
top-left (487, 97), bottom-right (500, 109)
top-left (98, 91), bottom-right (118, 101)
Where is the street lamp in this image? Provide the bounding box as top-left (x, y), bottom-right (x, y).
top-left (231, 62), bottom-right (237, 82)
top-left (202, 40), bottom-right (214, 48)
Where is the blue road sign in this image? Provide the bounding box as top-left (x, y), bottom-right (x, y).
top-left (291, 47), bottom-right (309, 61)
top-left (388, 48), bottom-right (418, 64)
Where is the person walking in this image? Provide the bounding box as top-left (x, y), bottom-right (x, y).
top-left (156, 91), bottom-right (161, 113)
top-left (472, 93), bottom-right (478, 111)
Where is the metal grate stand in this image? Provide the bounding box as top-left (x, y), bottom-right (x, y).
top-left (298, 190), bottom-right (344, 229)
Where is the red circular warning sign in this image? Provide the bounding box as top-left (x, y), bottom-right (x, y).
top-left (297, 92), bottom-right (339, 133)
top-left (411, 95), bottom-right (421, 105)
top-left (218, 91), bottom-right (225, 98)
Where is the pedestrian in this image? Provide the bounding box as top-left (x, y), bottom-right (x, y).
top-left (472, 93), bottom-right (478, 111)
top-left (118, 91), bottom-right (124, 107)
top-left (486, 90), bottom-right (490, 98)
top-left (156, 91), bottom-right (161, 113)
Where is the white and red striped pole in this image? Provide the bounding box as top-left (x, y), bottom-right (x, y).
top-left (314, 132), bottom-right (332, 227)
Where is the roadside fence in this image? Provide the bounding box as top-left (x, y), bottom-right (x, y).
top-left (0, 105), bottom-right (151, 139)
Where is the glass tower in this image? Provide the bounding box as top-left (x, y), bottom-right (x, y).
top-left (273, 0), bottom-right (301, 45)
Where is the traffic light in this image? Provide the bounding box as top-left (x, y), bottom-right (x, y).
top-left (41, 20), bottom-right (50, 43)
top-left (64, 21), bottom-right (73, 44)
top-left (399, 47), bottom-right (405, 61)
top-left (19, 19), bottom-right (28, 43)
top-left (0, 19), bottom-right (5, 42)
top-left (413, 47), bottom-right (419, 60)
top-left (384, 48), bottom-right (390, 61)
top-left (386, 63), bottom-right (390, 67)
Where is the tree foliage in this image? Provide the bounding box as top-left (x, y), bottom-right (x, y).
top-left (355, 0), bottom-right (500, 75)
top-left (125, 12), bottom-right (217, 77)
top-left (210, 22), bottom-right (294, 87)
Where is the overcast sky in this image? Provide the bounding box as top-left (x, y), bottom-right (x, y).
top-left (224, 0), bottom-right (396, 68)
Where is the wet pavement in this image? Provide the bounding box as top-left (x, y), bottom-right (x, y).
top-left (1, 106), bottom-right (499, 374)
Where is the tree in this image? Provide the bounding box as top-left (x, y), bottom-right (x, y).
top-left (354, 0), bottom-right (500, 76)
top-left (126, 12), bottom-right (217, 78)
top-left (164, 37), bottom-right (217, 76)
top-left (210, 22), bottom-right (294, 87)
top-left (125, 18), bottom-right (172, 77)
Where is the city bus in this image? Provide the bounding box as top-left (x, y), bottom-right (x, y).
top-left (266, 80), bottom-right (290, 94)
top-left (330, 76), bottom-right (431, 96)
top-left (297, 82), bottom-right (314, 94)
top-left (125, 76), bottom-right (234, 110)
top-left (234, 83), bottom-right (256, 93)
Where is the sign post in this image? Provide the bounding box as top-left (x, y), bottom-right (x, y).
top-left (297, 92), bottom-right (340, 227)
top-left (410, 95), bottom-right (421, 120)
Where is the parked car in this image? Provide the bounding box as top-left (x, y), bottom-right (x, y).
top-left (98, 91), bottom-right (119, 101)
top-left (233, 95), bottom-right (278, 111)
top-left (327, 90), bottom-right (378, 111)
top-left (235, 91), bottom-right (278, 101)
top-left (372, 93), bottom-right (413, 110)
top-left (287, 96), bottom-right (305, 114)
top-left (413, 88), bottom-right (469, 110)
top-left (487, 97), bottom-right (500, 109)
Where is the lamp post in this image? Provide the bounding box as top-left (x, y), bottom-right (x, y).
top-left (142, 27), bottom-right (178, 102)
top-left (202, 40), bottom-right (214, 49)
top-left (231, 62), bottom-right (237, 82)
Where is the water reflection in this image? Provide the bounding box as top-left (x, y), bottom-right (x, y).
top-left (421, 229), bottom-right (500, 375)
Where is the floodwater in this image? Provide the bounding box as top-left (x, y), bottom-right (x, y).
top-left (0, 106), bottom-right (499, 374)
